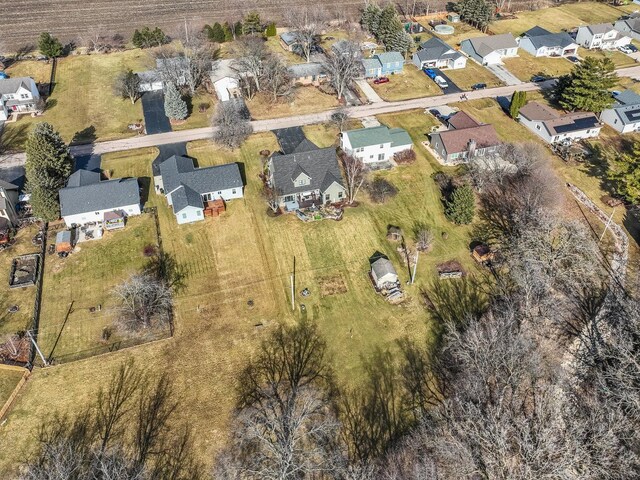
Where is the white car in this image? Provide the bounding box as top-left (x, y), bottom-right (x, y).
top-left (619, 45), bottom-right (632, 54)
top-left (434, 76), bottom-right (449, 89)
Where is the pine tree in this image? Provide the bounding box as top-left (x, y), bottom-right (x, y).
top-left (243, 12), bottom-right (262, 35)
top-left (455, 0), bottom-right (493, 31)
top-left (509, 90), bottom-right (527, 118)
top-left (223, 23), bottom-right (234, 42)
top-left (559, 57), bottom-right (618, 113)
top-left (132, 29), bottom-right (143, 49)
top-left (208, 22), bottom-right (225, 43)
top-left (266, 22), bottom-right (277, 37)
top-left (361, 4), bottom-right (382, 37)
top-left (606, 141), bottom-right (640, 203)
top-left (164, 83), bottom-right (188, 121)
top-left (445, 184), bottom-right (475, 225)
top-left (377, 4), bottom-right (403, 46)
top-left (25, 123), bottom-right (73, 221)
top-left (38, 32), bottom-right (63, 58)
top-left (234, 21), bottom-right (244, 39)
top-left (385, 30), bottom-right (414, 53)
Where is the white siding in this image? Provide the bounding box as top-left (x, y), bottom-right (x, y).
top-left (62, 204), bottom-right (142, 228)
top-left (214, 77), bottom-right (239, 102)
top-left (175, 206), bottom-right (204, 224)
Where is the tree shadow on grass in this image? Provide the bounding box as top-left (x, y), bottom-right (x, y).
top-left (0, 123), bottom-right (30, 153)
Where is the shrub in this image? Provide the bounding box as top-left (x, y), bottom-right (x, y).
top-left (367, 177), bottom-right (398, 204)
top-left (394, 149), bottom-right (416, 165)
top-left (143, 245), bottom-right (157, 257)
top-left (445, 184), bottom-right (475, 225)
top-left (414, 227), bottom-right (434, 252)
top-left (198, 102), bottom-right (210, 113)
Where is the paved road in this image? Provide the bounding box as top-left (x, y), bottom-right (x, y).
top-left (3, 65), bottom-right (640, 169)
top-left (432, 68), bottom-right (462, 94)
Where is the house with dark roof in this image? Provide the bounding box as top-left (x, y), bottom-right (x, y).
top-left (340, 125), bottom-right (413, 166)
top-left (412, 37), bottom-right (467, 70)
top-left (370, 257), bottom-right (399, 289)
top-left (279, 32), bottom-right (299, 52)
top-left (429, 111), bottom-right (501, 165)
top-left (601, 90), bottom-right (640, 133)
top-left (460, 34), bottom-right (519, 65)
top-left (332, 40), bottom-right (362, 59)
top-left (517, 102), bottom-right (602, 143)
top-left (157, 156), bottom-right (243, 224)
top-left (576, 23), bottom-right (631, 50)
top-left (0, 179), bottom-right (19, 230)
top-left (615, 16), bottom-right (640, 41)
top-left (361, 52), bottom-right (405, 78)
top-left (58, 170), bottom-right (142, 228)
top-left (267, 147), bottom-right (347, 211)
top-left (0, 77), bottom-right (41, 121)
top-left (518, 26), bottom-right (578, 57)
top-left (288, 62), bottom-right (328, 86)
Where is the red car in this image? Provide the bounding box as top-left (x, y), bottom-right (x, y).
top-left (373, 77), bottom-right (389, 84)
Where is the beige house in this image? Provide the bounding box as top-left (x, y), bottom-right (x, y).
top-left (288, 63), bottom-right (327, 86)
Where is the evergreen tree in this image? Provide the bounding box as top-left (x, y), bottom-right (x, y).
top-left (606, 141), bottom-right (640, 203)
top-left (207, 22), bottom-right (225, 43)
top-left (38, 32), bottom-right (63, 58)
top-left (378, 4), bottom-right (403, 46)
top-left (243, 12), bottom-right (262, 35)
top-left (385, 30), bottom-right (414, 53)
top-left (234, 21), bottom-right (244, 39)
top-left (164, 83), bottom-right (188, 121)
top-left (223, 23), bottom-right (234, 42)
top-left (132, 26), bottom-right (168, 48)
top-left (509, 90), bottom-right (527, 118)
top-left (455, 0), bottom-right (493, 31)
top-left (25, 123), bottom-right (73, 221)
top-left (559, 57), bottom-right (618, 113)
top-left (445, 184), bottom-right (475, 225)
top-left (266, 22), bottom-right (277, 37)
top-left (361, 4), bottom-right (382, 37)
top-left (132, 29), bottom-right (143, 48)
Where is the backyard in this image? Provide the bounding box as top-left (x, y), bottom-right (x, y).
top-left (0, 368), bottom-right (25, 409)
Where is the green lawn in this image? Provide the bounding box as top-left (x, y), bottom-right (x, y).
top-left (246, 86), bottom-right (341, 120)
top-left (444, 59), bottom-right (504, 90)
top-left (0, 368), bottom-right (25, 409)
top-left (370, 64), bottom-right (442, 101)
top-left (503, 50), bottom-right (574, 82)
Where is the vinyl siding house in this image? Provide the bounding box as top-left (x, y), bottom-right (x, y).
top-left (361, 52), bottom-right (405, 78)
top-left (209, 59), bottom-right (241, 102)
top-left (601, 90), bottom-right (640, 133)
top-left (58, 170), bottom-right (142, 228)
top-left (518, 26), bottom-right (578, 57)
top-left (340, 126), bottom-right (413, 166)
top-left (575, 23), bottom-right (631, 50)
top-left (429, 111), bottom-right (501, 165)
top-left (412, 37), bottom-right (467, 69)
top-left (0, 77), bottom-right (41, 121)
top-left (0, 179), bottom-right (19, 230)
top-left (517, 102), bottom-right (602, 143)
top-left (158, 155), bottom-right (244, 224)
top-left (460, 33), bottom-right (519, 65)
top-left (614, 16), bottom-right (640, 41)
top-left (288, 63), bottom-right (327, 86)
top-left (268, 147), bottom-right (347, 211)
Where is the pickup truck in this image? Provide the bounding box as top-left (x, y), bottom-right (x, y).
top-left (434, 76), bottom-right (449, 89)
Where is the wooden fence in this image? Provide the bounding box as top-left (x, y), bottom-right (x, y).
top-left (0, 365), bottom-right (30, 421)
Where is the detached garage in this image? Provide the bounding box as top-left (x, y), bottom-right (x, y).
top-left (137, 70), bottom-right (163, 92)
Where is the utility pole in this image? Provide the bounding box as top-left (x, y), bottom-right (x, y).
top-left (184, 18), bottom-right (189, 45)
top-left (411, 252), bottom-right (419, 284)
top-left (600, 208), bottom-right (615, 242)
top-left (27, 330), bottom-right (48, 366)
top-left (291, 256), bottom-right (296, 311)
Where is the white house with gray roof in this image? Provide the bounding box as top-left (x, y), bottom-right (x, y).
top-left (158, 155), bottom-right (243, 224)
top-left (460, 34), bottom-right (519, 65)
top-left (59, 170), bottom-right (142, 228)
top-left (0, 77), bottom-right (41, 121)
top-left (601, 90), bottom-right (640, 133)
top-left (412, 37), bottom-right (466, 70)
top-left (518, 26), bottom-right (578, 57)
top-left (615, 16), bottom-right (640, 41)
top-left (340, 126), bottom-right (413, 166)
top-left (267, 148), bottom-right (346, 211)
top-left (576, 23), bottom-right (631, 50)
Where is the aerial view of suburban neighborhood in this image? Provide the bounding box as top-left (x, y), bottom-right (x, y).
top-left (1, 0), bottom-right (640, 477)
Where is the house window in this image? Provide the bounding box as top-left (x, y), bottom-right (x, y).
top-left (217, 191), bottom-right (221, 195)
top-left (284, 195), bottom-right (294, 202)
top-left (370, 155), bottom-right (374, 159)
top-left (182, 213), bottom-right (187, 219)
top-left (378, 153), bottom-right (385, 161)
top-left (95, 211), bottom-right (99, 215)
top-left (536, 125), bottom-right (541, 130)
top-left (196, 210), bottom-right (201, 216)
top-left (20, 94), bottom-right (29, 99)
top-left (380, 144), bottom-right (384, 148)
top-left (338, 192), bottom-right (343, 199)
top-left (614, 119), bottom-right (618, 124)
top-left (325, 194), bottom-right (330, 202)
top-left (232, 189), bottom-right (237, 194)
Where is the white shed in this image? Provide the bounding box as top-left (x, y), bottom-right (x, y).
top-left (371, 258), bottom-right (399, 288)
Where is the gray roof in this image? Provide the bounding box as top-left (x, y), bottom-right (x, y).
top-left (136, 70), bottom-right (161, 83)
top-left (586, 23), bottom-right (615, 35)
top-left (59, 173), bottom-right (140, 217)
top-left (211, 59), bottom-right (239, 83)
top-left (608, 103), bottom-right (640, 125)
top-left (66, 169), bottom-right (101, 188)
top-left (620, 17), bottom-right (640, 33)
top-left (343, 126), bottom-right (412, 149)
top-left (288, 62), bottom-right (326, 79)
top-left (159, 155), bottom-right (243, 213)
top-left (613, 89), bottom-right (640, 106)
top-left (371, 258), bottom-right (397, 280)
top-left (523, 27), bottom-right (575, 49)
top-left (0, 179), bottom-right (18, 191)
top-left (280, 32), bottom-right (298, 46)
top-left (270, 147), bottom-right (344, 197)
top-left (463, 33), bottom-right (518, 57)
top-left (0, 77), bottom-right (36, 95)
top-left (375, 51), bottom-right (404, 65)
top-left (415, 37), bottom-right (462, 62)
top-left (362, 58), bottom-right (381, 71)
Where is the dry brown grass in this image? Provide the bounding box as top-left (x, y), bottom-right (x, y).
top-left (247, 87), bottom-right (340, 120)
top-left (370, 64), bottom-right (441, 101)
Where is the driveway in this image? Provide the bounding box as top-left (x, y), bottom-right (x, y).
top-left (486, 63), bottom-right (522, 86)
top-left (431, 69), bottom-right (462, 94)
top-left (355, 79), bottom-right (384, 103)
top-left (141, 91), bottom-right (172, 135)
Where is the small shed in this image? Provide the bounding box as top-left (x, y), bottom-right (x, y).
top-left (447, 13), bottom-right (461, 23)
top-left (472, 244), bottom-right (494, 263)
top-left (371, 257), bottom-right (399, 289)
top-left (386, 226), bottom-right (403, 242)
top-left (55, 230), bottom-right (73, 253)
top-left (104, 211), bottom-right (126, 230)
top-left (204, 199), bottom-right (225, 217)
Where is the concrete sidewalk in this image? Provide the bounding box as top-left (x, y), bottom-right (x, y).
top-left (486, 63), bottom-right (523, 86)
top-left (355, 79), bottom-right (384, 103)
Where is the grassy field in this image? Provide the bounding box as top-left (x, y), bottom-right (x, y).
top-left (444, 59), bottom-right (504, 90)
top-left (503, 50), bottom-right (574, 81)
top-left (246, 86), bottom-right (340, 119)
top-left (0, 224), bottom-right (41, 337)
top-left (417, 20), bottom-right (488, 47)
top-left (37, 213), bottom-right (160, 362)
top-left (370, 64), bottom-right (442, 101)
top-left (0, 368), bottom-right (25, 409)
top-left (490, 2), bottom-right (629, 36)
top-left (0, 114), bottom-right (481, 474)
top-left (581, 48), bottom-right (637, 68)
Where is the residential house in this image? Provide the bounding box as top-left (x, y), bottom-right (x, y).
top-left (58, 170), bottom-right (142, 228)
top-left (517, 102), bottom-right (602, 143)
top-left (361, 52), bottom-right (405, 78)
top-left (0, 179), bottom-right (19, 230)
top-left (158, 155), bottom-right (244, 224)
top-left (412, 37), bottom-right (467, 70)
top-left (137, 70), bottom-right (163, 92)
top-left (460, 33), bottom-right (519, 65)
top-left (601, 90), bottom-right (640, 133)
top-left (518, 26), bottom-right (578, 57)
top-left (267, 147), bottom-right (347, 211)
top-left (0, 77), bottom-right (41, 121)
top-left (332, 40), bottom-right (362, 58)
top-left (575, 23), bottom-right (631, 50)
top-left (340, 125), bottom-right (413, 166)
top-left (288, 63), bottom-right (327, 86)
top-left (429, 111), bottom-right (501, 165)
top-left (210, 59), bottom-right (241, 102)
top-left (279, 32), bottom-right (299, 52)
top-left (614, 15), bottom-right (640, 41)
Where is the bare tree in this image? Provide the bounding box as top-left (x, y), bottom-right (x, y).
top-left (114, 69), bottom-right (141, 104)
top-left (413, 226), bottom-right (434, 253)
top-left (233, 37), bottom-right (269, 97)
top-left (330, 107), bottom-right (350, 132)
top-left (261, 55), bottom-right (292, 103)
top-left (291, 6), bottom-right (327, 63)
top-left (263, 183), bottom-right (281, 214)
top-left (81, 26), bottom-right (108, 53)
top-left (212, 100), bottom-right (253, 149)
top-left (113, 274), bottom-right (173, 332)
top-left (155, 40), bottom-right (217, 96)
top-left (323, 41), bottom-right (362, 100)
top-left (340, 154), bottom-right (367, 204)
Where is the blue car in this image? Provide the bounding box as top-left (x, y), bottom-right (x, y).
top-left (423, 68), bottom-right (437, 79)
top-left (0, 72), bottom-right (8, 79)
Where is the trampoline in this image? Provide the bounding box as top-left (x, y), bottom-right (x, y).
top-left (434, 25), bottom-right (455, 35)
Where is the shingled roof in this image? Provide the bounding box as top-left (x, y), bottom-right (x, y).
top-left (522, 26), bottom-right (575, 50)
top-left (270, 147), bottom-right (344, 197)
top-left (59, 172), bottom-right (140, 217)
top-left (519, 102), bottom-right (601, 136)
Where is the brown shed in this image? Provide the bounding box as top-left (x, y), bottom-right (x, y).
top-left (472, 244), bottom-right (494, 263)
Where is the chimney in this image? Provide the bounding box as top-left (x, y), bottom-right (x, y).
top-left (468, 139), bottom-right (477, 157)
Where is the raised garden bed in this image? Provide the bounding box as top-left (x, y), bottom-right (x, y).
top-left (9, 254), bottom-right (40, 288)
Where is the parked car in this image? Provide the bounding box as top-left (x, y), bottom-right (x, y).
top-left (0, 72), bottom-right (8, 79)
top-left (434, 76), bottom-right (449, 89)
top-left (531, 75), bottom-right (548, 83)
top-left (373, 77), bottom-right (390, 84)
top-left (423, 68), bottom-right (437, 79)
top-left (628, 44), bottom-right (638, 53)
top-left (619, 45), bottom-right (632, 54)
top-left (566, 55), bottom-right (580, 64)
top-left (471, 83), bottom-right (487, 90)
